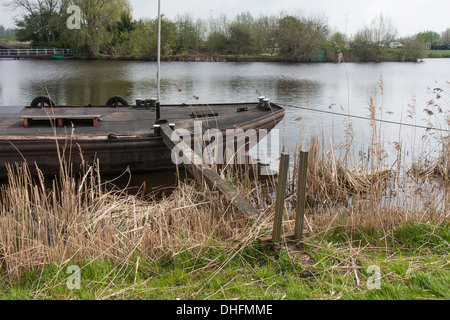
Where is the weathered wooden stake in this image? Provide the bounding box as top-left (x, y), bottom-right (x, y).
top-left (272, 152), bottom-right (290, 243)
top-left (159, 123), bottom-right (260, 220)
top-left (294, 150), bottom-right (309, 242)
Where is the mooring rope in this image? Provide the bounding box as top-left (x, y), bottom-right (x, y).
top-left (286, 104), bottom-right (450, 133)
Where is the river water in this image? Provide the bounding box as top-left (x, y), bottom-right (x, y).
top-left (0, 58), bottom-right (449, 170)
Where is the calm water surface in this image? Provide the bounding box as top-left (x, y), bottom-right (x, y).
top-left (0, 59), bottom-right (449, 168)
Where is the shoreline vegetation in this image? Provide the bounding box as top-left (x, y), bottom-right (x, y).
top-left (2, 43), bottom-right (449, 63)
top-left (1, 35), bottom-right (448, 62)
top-left (82, 49), bottom-right (450, 62)
top-left (0, 83), bottom-right (448, 299)
top-left (2, 3), bottom-right (450, 63)
top-left (0, 40), bottom-right (450, 63)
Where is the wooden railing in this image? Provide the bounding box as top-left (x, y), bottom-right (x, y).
top-left (0, 48), bottom-right (73, 56)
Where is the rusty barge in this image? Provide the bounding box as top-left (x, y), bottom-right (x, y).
top-left (0, 96), bottom-right (285, 179)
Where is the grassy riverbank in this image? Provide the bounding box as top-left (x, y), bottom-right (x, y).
top-left (2, 218), bottom-right (448, 300)
top-left (0, 35), bottom-right (17, 42)
top-left (0, 78), bottom-right (448, 299)
top-left (0, 41), bottom-right (441, 62)
top-left (0, 172), bottom-right (448, 300)
top-left (427, 50), bottom-right (450, 58)
top-left (0, 125), bottom-right (448, 300)
top-left (92, 52), bottom-right (294, 62)
top-left (75, 48), bottom-right (443, 62)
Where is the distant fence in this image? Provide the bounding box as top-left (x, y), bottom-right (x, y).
top-left (0, 48), bottom-right (73, 57)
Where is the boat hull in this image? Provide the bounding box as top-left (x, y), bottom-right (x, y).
top-left (0, 103), bottom-right (285, 179)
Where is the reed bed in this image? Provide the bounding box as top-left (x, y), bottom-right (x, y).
top-left (0, 159), bottom-right (274, 282)
top-left (0, 127), bottom-right (447, 284)
top-left (0, 89), bottom-right (448, 290)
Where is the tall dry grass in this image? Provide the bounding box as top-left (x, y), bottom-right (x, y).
top-left (286, 79), bottom-right (449, 237)
top-left (0, 84), bottom-right (448, 283)
top-left (0, 157), bottom-right (274, 282)
top-left (0, 129), bottom-right (447, 282)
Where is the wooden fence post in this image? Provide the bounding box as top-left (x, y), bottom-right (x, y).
top-left (272, 152), bottom-right (290, 243)
top-left (294, 150), bottom-right (309, 243)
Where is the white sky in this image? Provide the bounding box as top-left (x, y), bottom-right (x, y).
top-left (1, 0), bottom-right (449, 37)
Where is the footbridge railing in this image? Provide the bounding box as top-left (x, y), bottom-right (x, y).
top-left (0, 48), bottom-right (73, 56)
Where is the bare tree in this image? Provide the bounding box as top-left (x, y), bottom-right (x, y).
top-left (276, 13), bottom-right (328, 61)
top-left (226, 13), bottom-right (254, 56)
top-left (442, 28), bottom-right (450, 43)
top-left (207, 14), bottom-right (228, 55)
top-left (252, 14), bottom-right (278, 55)
top-left (398, 35), bottom-right (426, 61)
top-left (2, 0), bottom-right (62, 43)
top-left (2, 0), bottom-right (61, 15)
top-left (62, 0), bottom-right (131, 58)
top-left (357, 13), bottom-right (397, 45)
top-left (172, 14), bottom-right (204, 55)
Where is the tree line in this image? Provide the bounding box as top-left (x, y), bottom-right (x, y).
top-left (1, 0), bottom-right (446, 62)
top-left (0, 0), bottom-right (331, 60)
top-left (0, 25), bottom-right (15, 36)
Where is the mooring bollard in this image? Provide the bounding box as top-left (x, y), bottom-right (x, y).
top-left (156, 101), bottom-right (161, 121)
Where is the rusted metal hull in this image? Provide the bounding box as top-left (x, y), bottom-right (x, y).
top-left (0, 137), bottom-right (173, 178)
top-left (0, 103), bottom-right (285, 179)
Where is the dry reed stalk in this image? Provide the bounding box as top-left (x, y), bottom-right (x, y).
top-left (281, 112), bottom-right (448, 245)
top-left (0, 150), bottom-right (281, 283)
top-left (409, 136), bottom-right (449, 180)
top-left (298, 133), bottom-right (392, 208)
top-left (0, 87), bottom-right (448, 284)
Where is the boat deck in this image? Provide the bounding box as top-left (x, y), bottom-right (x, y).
top-left (0, 103), bottom-right (283, 140)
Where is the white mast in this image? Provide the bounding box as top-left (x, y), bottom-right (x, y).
top-left (157, 0), bottom-right (161, 103)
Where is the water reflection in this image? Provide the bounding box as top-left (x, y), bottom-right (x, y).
top-left (0, 59), bottom-right (448, 167)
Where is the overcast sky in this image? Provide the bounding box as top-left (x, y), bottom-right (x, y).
top-left (1, 0), bottom-right (449, 37)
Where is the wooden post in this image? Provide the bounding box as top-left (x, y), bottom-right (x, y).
top-left (159, 123), bottom-right (260, 220)
top-left (272, 153), bottom-right (290, 243)
top-left (294, 150), bottom-right (309, 242)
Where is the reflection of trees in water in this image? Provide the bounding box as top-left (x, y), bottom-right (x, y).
top-left (247, 78), bottom-right (320, 105)
top-left (274, 79), bottom-right (319, 102)
top-left (128, 78), bottom-right (202, 105)
top-left (227, 76), bottom-right (251, 98)
top-left (27, 79), bottom-right (135, 106)
top-left (22, 61), bottom-right (137, 105)
top-left (157, 78), bottom-right (198, 104)
top-left (200, 77), bottom-right (321, 105)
